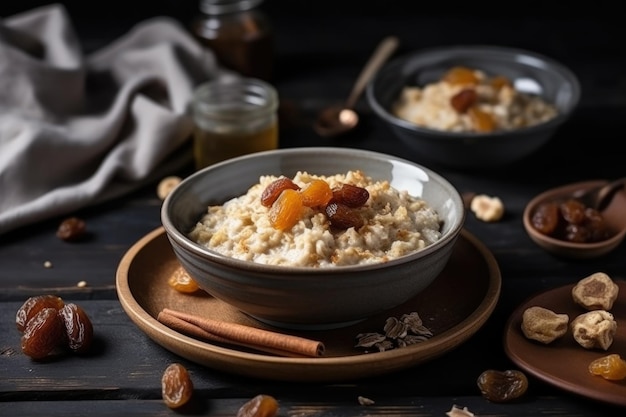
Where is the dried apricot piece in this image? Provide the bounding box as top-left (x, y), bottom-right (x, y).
top-left (261, 177), bottom-right (300, 207)
top-left (269, 189), bottom-right (303, 231)
top-left (300, 179), bottom-right (333, 207)
top-left (441, 66), bottom-right (480, 85)
top-left (168, 267), bottom-right (201, 294)
top-left (589, 354), bottom-right (626, 380)
top-left (16, 295), bottom-right (64, 333)
top-left (162, 363), bottom-right (194, 409)
top-left (237, 394), bottom-right (279, 417)
top-left (468, 106), bottom-right (496, 133)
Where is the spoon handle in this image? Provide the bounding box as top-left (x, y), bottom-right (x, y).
top-left (345, 36), bottom-right (400, 109)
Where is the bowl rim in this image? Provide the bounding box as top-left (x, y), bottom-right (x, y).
top-left (522, 179), bottom-right (626, 251)
top-left (366, 44), bottom-right (581, 140)
top-left (161, 147), bottom-right (466, 274)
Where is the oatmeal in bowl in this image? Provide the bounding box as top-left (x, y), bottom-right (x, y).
top-left (161, 147), bottom-right (465, 329)
top-left (366, 45), bottom-right (580, 169)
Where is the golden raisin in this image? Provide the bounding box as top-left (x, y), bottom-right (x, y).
top-left (21, 307), bottom-right (66, 360)
top-left (477, 369), bottom-right (529, 403)
top-left (468, 107), bottom-right (496, 133)
top-left (441, 66), bottom-right (480, 85)
top-left (332, 184), bottom-right (370, 208)
top-left (589, 354), bottom-right (626, 381)
top-left (300, 179), bottom-right (333, 207)
top-left (162, 363), bottom-right (194, 409)
top-left (237, 394), bottom-right (279, 417)
top-left (16, 295), bottom-right (64, 333)
top-left (168, 267), bottom-right (201, 294)
top-left (261, 178), bottom-right (300, 207)
top-left (269, 189), bottom-right (303, 231)
top-left (450, 88), bottom-right (477, 113)
top-left (59, 303), bottom-right (94, 354)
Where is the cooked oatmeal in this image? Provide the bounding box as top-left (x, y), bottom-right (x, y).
top-left (189, 170), bottom-right (442, 267)
top-left (393, 66), bottom-right (558, 133)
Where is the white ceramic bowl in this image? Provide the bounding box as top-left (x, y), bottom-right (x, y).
top-left (161, 147), bottom-right (465, 329)
top-left (366, 45), bottom-right (580, 169)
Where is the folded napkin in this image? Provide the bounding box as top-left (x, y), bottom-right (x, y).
top-left (0, 4), bottom-right (231, 235)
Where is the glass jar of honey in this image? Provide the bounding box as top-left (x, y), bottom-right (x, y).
top-left (191, 0), bottom-right (274, 81)
top-left (191, 77), bottom-right (279, 170)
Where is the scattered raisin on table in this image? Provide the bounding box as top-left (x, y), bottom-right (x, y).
top-left (59, 303), bottom-right (94, 353)
top-left (236, 394), bottom-right (279, 417)
top-left (16, 295), bottom-right (64, 333)
top-left (167, 267), bottom-right (201, 294)
top-left (161, 363), bottom-right (194, 409)
top-left (477, 369), bottom-right (529, 403)
top-left (21, 307), bottom-right (66, 360)
top-left (56, 217), bottom-right (87, 241)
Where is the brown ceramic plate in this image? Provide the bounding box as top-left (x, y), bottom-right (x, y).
top-left (504, 281), bottom-right (626, 407)
top-left (116, 227), bottom-right (501, 382)
top-left (523, 180), bottom-right (626, 259)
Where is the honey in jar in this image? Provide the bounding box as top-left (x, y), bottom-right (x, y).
top-left (191, 77), bottom-right (279, 170)
top-left (191, 0), bottom-right (274, 81)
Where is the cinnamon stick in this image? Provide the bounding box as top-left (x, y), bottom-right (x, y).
top-left (157, 308), bottom-right (325, 358)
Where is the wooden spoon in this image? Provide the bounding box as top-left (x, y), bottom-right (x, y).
top-left (313, 36), bottom-right (399, 138)
top-left (572, 177), bottom-right (626, 211)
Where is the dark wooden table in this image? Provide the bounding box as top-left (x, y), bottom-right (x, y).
top-left (2, 2), bottom-right (626, 416)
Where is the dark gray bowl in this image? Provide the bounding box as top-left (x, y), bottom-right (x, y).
top-left (366, 45), bottom-right (580, 169)
top-left (161, 147), bottom-right (465, 330)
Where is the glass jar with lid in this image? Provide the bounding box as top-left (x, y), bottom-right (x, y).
top-left (190, 77), bottom-right (279, 170)
top-left (191, 0), bottom-right (274, 81)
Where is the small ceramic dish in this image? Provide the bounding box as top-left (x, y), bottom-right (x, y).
top-left (523, 180), bottom-right (626, 259)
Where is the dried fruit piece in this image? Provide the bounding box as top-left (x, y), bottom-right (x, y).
top-left (571, 272), bottom-right (619, 311)
top-left (269, 188), bottom-right (303, 231)
top-left (560, 199), bottom-right (586, 224)
top-left (571, 310), bottom-right (617, 350)
top-left (477, 369), bottom-right (529, 402)
top-left (168, 267), bottom-right (201, 294)
top-left (162, 363), bottom-right (194, 409)
top-left (261, 177), bottom-right (300, 207)
top-left (16, 295), bottom-right (64, 333)
top-left (21, 307), bottom-right (66, 360)
top-left (157, 176), bottom-right (182, 200)
top-left (589, 354), bottom-right (626, 381)
top-left (56, 217), bottom-right (87, 242)
top-left (332, 184), bottom-right (370, 207)
top-left (531, 202), bottom-right (560, 235)
top-left (468, 106), bottom-right (496, 133)
top-left (300, 179), bottom-right (333, 207)
top-left (450, 88), bottom-right (477, 113)
top-left (236, 394), bottom-right (279, 417)
top-left (441, 66), bottom-right (480, 85)
top-left (59, 303), bottom-right (94, 353)
top-left (521, 306), bottom-right (569, 344)
top-left (325, 200), bottom-right (364, 229)
top-left (470, 194), bottom-right (504, 222)
top-left (490, 75), bottom-right (513, 91)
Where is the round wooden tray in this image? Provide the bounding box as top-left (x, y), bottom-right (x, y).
top-left (116, 227), bottom-right (501, 382)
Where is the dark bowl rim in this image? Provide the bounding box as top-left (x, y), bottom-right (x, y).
top-left (366, 44), bottom-right (581, 140)
top-left (161, 147), bottom-right (466, 274)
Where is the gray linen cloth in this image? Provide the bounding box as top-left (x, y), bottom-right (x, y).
top-left (0, 4), bottom-right (229, 235)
